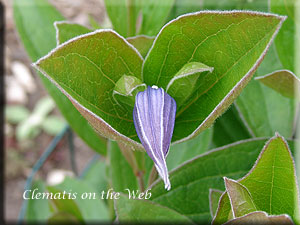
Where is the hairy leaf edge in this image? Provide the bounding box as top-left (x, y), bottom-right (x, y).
top-left (223, 177), bottom-right (257, 218)
top-left (33, 29), bottom-right (145, 149)
top-left (113, 193), bottom-right (196, 224)
top-left (148, 136), bottom-right (272, 190)
top-left (54, 21), bottom-right (92, 46)
top-left (142, 10), bottom-right (286, 145)
top-left (223, 211), bottom-right (293, 225)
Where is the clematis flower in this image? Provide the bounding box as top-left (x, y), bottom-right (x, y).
top-left (133, 86), bottom-right (176, 190)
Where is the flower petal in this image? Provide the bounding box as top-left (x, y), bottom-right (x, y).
top-left (133, 86), bottom-right (176, 190)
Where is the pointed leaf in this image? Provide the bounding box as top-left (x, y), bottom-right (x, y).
top-left (256, 70), bottom-right (300, 99)
top-left (214, 135), bottom-right (300, 224)
top-left (224, 178), bottom-right (257, 218)
top-left (143, 11), bottom-right (285, 143)
top-left (54, 21), bottom-right (91, 45)
top-left (238, 135), bottom-right (300, 223)
top-left (224, 211), bottom-right (294, 225)
top-left (114, 194), bottom-right (195, 223)
top-left (13, 0), bottom-right (106, 154)
top-left (127, 35), bottom-right (155, 58)
top-left (34, 29), bottom-right (144, 148)
top-left (235, 44), bottom-right (295, 138)
top-left (271, 0), bottom-right (297, 72)
top-left (149, 138), bottom-right (295, 223)
top-left (209, 189), bottom-right (223, 218)
top-left (212, 192), bottom-right (233, 225)
top-left (166, 62), bottom-right (213, 106)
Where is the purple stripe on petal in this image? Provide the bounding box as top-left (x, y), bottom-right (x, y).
top-left (133, 86), bottom-right (177, 190)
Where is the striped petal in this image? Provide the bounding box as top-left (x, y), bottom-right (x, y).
top-left (133, 86), bottom-right (176, 190)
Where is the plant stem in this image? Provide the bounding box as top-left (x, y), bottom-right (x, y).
top-left (147, 165), bottom-right (158, 187)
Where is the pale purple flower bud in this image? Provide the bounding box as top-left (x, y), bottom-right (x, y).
top-left (133, 86), bottom-right (176, 190)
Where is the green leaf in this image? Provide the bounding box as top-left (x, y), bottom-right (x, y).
top-left (127, 35), bottom-right (155, 58)
top-left (54, 21), bottom-right (91, 45)
top-left (209, 189), bottom-right (223, 218)
top-left (256, 70), bottom-right (300, 99)
top-left (81, 159), bottom-right (107, 191)
top-left (13, 0), bottom-right (107, 154)
top-left (224, 177), bottom-right (257, 218)
top-left (271, 0), bottom-right (297, 72)
top-left (143, 11), bottom-right (285, 143)
top-left (53, 176), bottom-right (109, 221)
top-left (108, 141), bottom-right (138, 192)
top-left (113, 75), bottom-right (146, 109)
top-left (212, 192), bottom-right (234, 225)
top-left (138, 0), bottom-right (175, 36)
top-left (34, 29), bottom-right (144, 148)
top-left (104, 0), bottom-right (141, 37)
top-left (214, 135), bottom-right (300, 224)
top-left (224, 211), bottom-right (294, 225)
top-left (47, 186), bottom-right (84, 222)
top-left (239, 135), bottom-right (300, 223)
top-left (235, 44), bottom-right (295, 138)
top-left (149, 138), bottom-right (295, 223)
top-left (55, 22), bottom-right (154, 58)
top-left (26, 181), bottom-right (51, 221)
top-left (212, 104), bottom-right (252, 148)
top-left (114, 194), bottom-right (195, 223)
top-left (166, 62), bottom-right (213, 107)
top-left (167, 127), bottom-right (213, 170)
top-left (5, 105), bottom-right (30, 124)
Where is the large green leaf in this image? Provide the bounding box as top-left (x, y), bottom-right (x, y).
top-left (108, 141), bottom-right (138, 192)
top-left (13, 0), bottom-right (106, 154)
top-left (167, 127), bottom-right (213, 170)
top-left (34, 29), bottom-right (144, 148)
top-left (239, 135), bottom-right (300, 223)
top-left (235, 44), bottom-right (295, 138)
top-left (143, 11), bottom-right (285, 143)
top-left (114, 194), bottom-right (195, 223)
top-left (214, 135), bottom-right (300, 224)
top-left (151, 138), bottom-right (296, 223)
top-left (256, 69), bottom-right (300, 99)
top-left (149, 138), bottom-right (296, 223)
top-left (271, 0), bottom-right (297, 73)
top-left (53, 176), bottom-right (109, 221)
